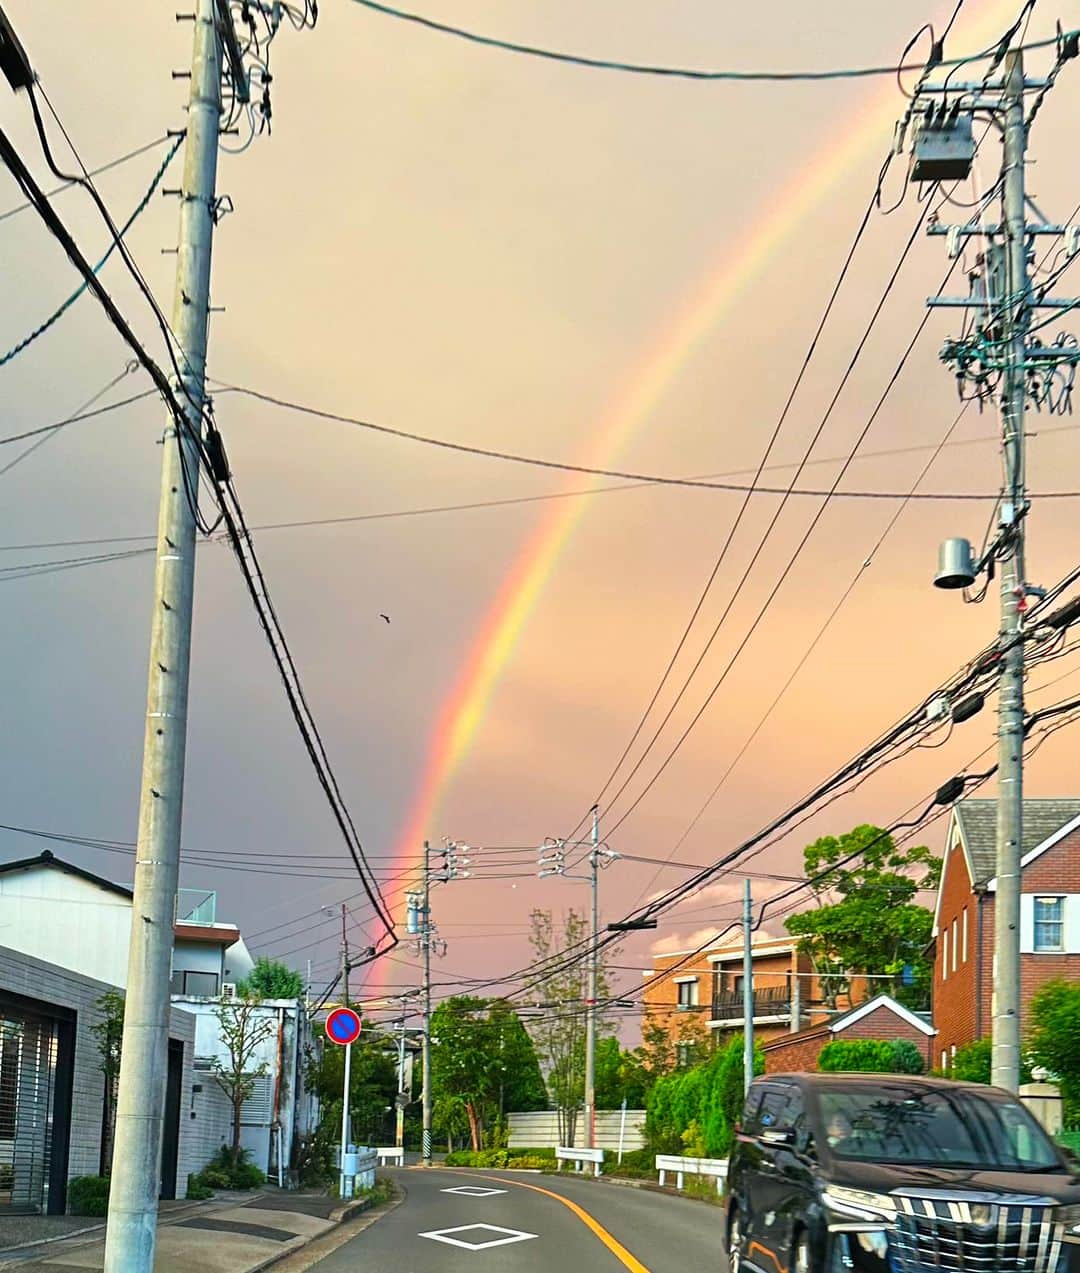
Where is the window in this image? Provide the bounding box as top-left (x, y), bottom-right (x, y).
top-left (675, 1042), bottom-right (691, 1069)
top-left (941, 1050), bottom-right (948, 1072)
top-left (170, 970), bottom-right (220, 997)
top-left (941, 929), bottom-right (948, 981)
top-left (962, 907), bottom-right (968, 963)
top-left (1034, 897), bottom-right (1065, 952)
top-left (676, 979), bottom-right (699, 1009)
top-left (951, 919), bottom-right (958, 973)
top-left (744, 1084), bottom-right (795, 1136)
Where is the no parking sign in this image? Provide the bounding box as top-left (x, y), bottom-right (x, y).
top-left (325, 1006), bottom-right (362, 1046)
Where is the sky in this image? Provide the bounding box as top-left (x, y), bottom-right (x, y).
top-left (0, 0), bottom-right (1078, 1033)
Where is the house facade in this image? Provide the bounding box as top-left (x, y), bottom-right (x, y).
top-left (762, 994), bottom-right (937, 1073)
top-left (932, 798), bottom-right (1080, 1067)
top-left (644, 934), bottom-right (872, 1052)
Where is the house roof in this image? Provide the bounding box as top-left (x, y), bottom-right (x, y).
top-left (0, 849), bottom-right (134, 900)
top-left (174, 923), bottom-right (241, 946)
top-left (953, 798), bottom-right (1080, 885)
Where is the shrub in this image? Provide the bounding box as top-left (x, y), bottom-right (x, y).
top-left (507, 1155), bottom-right (550, 1169)
top-left (818, 1039), bottom-right (925, 1075)
top-left (1027, 980), bottom-right (1080, 1127)
top-left (185, 1174), bottom-right (214, 1201)
top-left (192, 1145), bottom-right (266, 1192)
top-left (68, 1175), bottom-right (110, 1217)
top-left (950, 1038), bottom-right (991, 1084)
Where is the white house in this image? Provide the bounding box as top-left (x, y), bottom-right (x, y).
top-left (0, 850), bottom-right (255, 992)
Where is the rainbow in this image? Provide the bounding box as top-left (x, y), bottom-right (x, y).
top-left (377, 0), bottom-right (1016, 976)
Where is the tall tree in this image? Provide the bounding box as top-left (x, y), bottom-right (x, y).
top-left (784, 824), bottom-right (941, 1009)
top-left (90, 991), bottom-right (124, 1175)
top-left (210, 993), bottom-right (277, 1154)
top-left (526, 908), bottom-right (612, 1145)
top-left (430, 997), bottom-right (546, 1150)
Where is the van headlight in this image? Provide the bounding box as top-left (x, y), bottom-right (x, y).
top-left (823, 1186), bottom-right (897, 1223)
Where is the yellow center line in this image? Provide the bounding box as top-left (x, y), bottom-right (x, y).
top-left (436, 1167), bottom-right (652, 1272)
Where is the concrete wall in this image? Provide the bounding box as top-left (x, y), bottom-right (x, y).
top-left (0, 946), bottom-right (199, 1203)
top-left (507, 1110), bottom-right (646, 1151)
top-left (180, 1076), bottom-right (233, 1181)
top-left (0, 868), bottom-right (131, 987)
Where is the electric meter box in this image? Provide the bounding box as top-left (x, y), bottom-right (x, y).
top-left (912, 113), bottom-right (975, 182)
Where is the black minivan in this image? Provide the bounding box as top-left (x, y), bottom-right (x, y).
top-left (726, 1073), bottom-right (1080, 1273)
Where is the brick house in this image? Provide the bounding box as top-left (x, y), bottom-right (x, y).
top-left (644, 935), bottom-right (871, 1056)
top-left (931, 797), bottom-right (1080, 1069)
top-left (762, 994), bottom-right (937, 1074)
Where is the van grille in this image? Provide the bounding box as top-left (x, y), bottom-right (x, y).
top-left (891, 1192), bottom-right (1065, 1272)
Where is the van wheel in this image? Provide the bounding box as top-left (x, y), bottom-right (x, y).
top-left (793, 1230), bottom-right (814, 1273)
top-left (727, 1208), bottom-right (743, 1271)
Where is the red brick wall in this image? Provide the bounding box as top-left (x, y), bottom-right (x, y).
top-left (763, 1029), bottom-right (829, 1074)
top-left (840, 1003), bottom-right (935, 1066)
top-left (933, 834), bottom-right (981, 1062)
top-left (1017, 840), bottom-right (1080, 1025)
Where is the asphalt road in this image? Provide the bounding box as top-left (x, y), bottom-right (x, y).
top-left (305, 1168), bottom-right (725, 1272)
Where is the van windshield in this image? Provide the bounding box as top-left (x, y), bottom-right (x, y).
top-left (815, 1085), bottom-right (1062, 1171)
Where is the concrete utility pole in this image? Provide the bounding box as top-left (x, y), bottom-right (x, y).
top-left (924, 34), bottom-right (1078, 1091)
top-left (341, 903), bottom-right (351, 1007)
top-left (583, 807), bottom-right (600, 1150)
top-left (396, 997), bottom-right (408, 1149)
top-left (742, 879), bottom-right (754, 1095)
top-left (104, 3), bottom-right (226, 1266)
top-left (421, 840), bottom-right (433, 1166)
top-left (990, 50), bottom-right (1029, 1094)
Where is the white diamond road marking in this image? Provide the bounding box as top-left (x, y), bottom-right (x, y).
top-left (419, 1224), bottom-right (538, 1251)
top-left (440, 1186), bottom-right (508, 1197)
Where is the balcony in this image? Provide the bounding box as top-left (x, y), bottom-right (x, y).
top-left (711, 984), bottom-right (791, 1022)
top-left (176, 888), bottom-right (216, 926)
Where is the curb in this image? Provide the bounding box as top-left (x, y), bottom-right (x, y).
top-left (255, 1180), bottom-right (404, 1271)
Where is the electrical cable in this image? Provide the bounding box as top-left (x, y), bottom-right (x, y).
top-left (345, 0), bottom-right (1070, 84)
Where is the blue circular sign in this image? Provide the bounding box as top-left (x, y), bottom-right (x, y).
top-left (325, 1006), bottom-right (362, 1046)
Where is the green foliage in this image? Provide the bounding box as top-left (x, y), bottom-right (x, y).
top-left (644, 1036), bottom-right (763, 1159)
top-left (607, 1147), bottom-right (654, 1179)
top-left (237, 957), bottom-right (304, 1000)
top-left (90, 991), bottom-right (124, 1175)
top-left (210, 993), bottom-right (277, 1153)
top-left (191, 1146), bottom-right (266, 1192)
top-left (784, 825), bottom-right (940, 1010)
top-left (950, 1038), bottom-right (992, 1084)
top-left (431, 996), bottom-right (547, 1152)
top-left (817, 1038), bottom-right (925, 1074)
top-left (1027, 979), bottom-right (1080, 1126)
top-left (68, 1175), bottom-right (110, 1216)
top-left (443, 1148), bottom-right (511, 1167)
top-left (185, 1173), bottom-right (214, 1201)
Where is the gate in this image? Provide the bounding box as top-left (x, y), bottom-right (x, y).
top-left (0, 997), bottom-right (73, 1214)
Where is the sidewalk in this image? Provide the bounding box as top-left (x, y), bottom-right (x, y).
top-left (0, 1187), bottom-right (367, 1273)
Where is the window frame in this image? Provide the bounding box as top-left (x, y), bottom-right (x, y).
top-left (941, 928), bottom-right (948, 981)
top-left (1032, 896), bottom-right (1065, 953)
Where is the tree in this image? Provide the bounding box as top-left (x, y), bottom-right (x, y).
top-left (818, 1038), bottom-right (925, 1074)
top-left (89, 991), bottom-right (124, 1175)
top-left (211, 993), bottom-right (277, 1155)
top-left (238, 957), bottom-right (304, 1000)
top-left (1027, 979), bottom-right (1080, 1126)
top-left (525, 908), bottom-right (612, 1146)
top-left (594, 1037), bottom-right (648, 1110)
top-left (784, 824), bottom-right (941, 1010)
top-left (430, 997), bottom-right (546, 1151)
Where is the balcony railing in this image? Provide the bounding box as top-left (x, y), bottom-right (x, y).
top-left (711, 984), bottom-right (791, 1021)
top-left (176, 888), bottom-right (217, 926)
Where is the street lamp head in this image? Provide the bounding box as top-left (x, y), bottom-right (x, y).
top-left (934, 537), bottom-right (977, 590)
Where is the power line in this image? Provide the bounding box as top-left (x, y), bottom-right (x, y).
top-left (346, 0), bottom-right (1070, 84)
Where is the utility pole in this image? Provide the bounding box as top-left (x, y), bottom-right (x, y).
top-left (104, 4), bottom-right (226, 1266)
top-left (341, 903), bottom-right (351, 1007)
top-left (990, 50), bottom-right (1029, 1094)
top-left (923, 32), bottom-right (1078, 1093)
top-left (395, 997), bottom-right (408, 1149)
top-left (742, 879), bottom-right (754, 1095)
top-left (421, 840), bottom-right (433, 1166)
top-left (583, 807), bottom-right (599, 1150)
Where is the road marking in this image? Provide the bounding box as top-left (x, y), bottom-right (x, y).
top-left (419, 1223), bottom-right (538, 1250)
top-left (441, 1186), bottom-right (508, 1197)
top-left (447, 1171), bottom-right (651, 1273)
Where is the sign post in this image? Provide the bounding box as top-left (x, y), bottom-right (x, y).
top-left (325, 1007), bottom-right (363, 1199)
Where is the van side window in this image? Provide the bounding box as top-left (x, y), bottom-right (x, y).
top-left (755, 1085), bottom-right (794, 1134)
top-left (741, 1087), bottom-right (765, 1135)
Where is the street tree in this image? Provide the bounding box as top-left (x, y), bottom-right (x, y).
top-left (784, 824), bottom-right (941, 1009)
top-left (526, 908), bottom-right (612, 1145)
top-left (211, 993), bottom-right (277, 1156)
top-left (89, 991), bottom-right (125, 1174)
top-left (430, 996), bottom-right (546, 1150)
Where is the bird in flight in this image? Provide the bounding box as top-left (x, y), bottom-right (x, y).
top-left (379, 614), bottom-right (391, 623)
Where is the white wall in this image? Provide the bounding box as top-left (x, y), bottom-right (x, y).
top-left (0, 866), bottom-right (131, 986)
top-left (507, 1110), bottom-right (646, 1151)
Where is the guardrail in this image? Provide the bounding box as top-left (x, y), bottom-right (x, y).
top-left (655, 1154), bottom-right (728, 1193)
top-left (375, 1146), bottom-right (405, 1166)
top-left (556, 1146), bottom-right (604, 1177)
